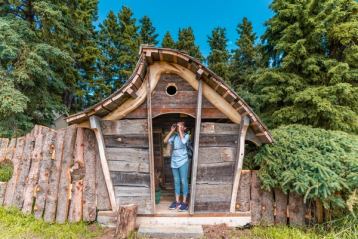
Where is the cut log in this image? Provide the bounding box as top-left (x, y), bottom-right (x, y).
top-left (0, 182), bottom-right (7, 206)
top-left (4, 138), bottom-right (16, 161)
top-left (274, 188), bottom-right (288, 224)
top-left (261, 189), bottom-right (275, 225)
top-left (96, 148), bottom-right (111, 211)
top-left (34, 131), bottom-right (56, 219)
top-left (56, 125), bottom-right (77, 223)
top-left (250, 171), bottom-right (262, 225)
top-left (288, 192), bottom-right (305, 226)
top-left (13, 134), bottom-right (35, 209)
top-left (236, 170), bottom-right (251, 212)
top-left (115, 204), bottom-right (138, 239)
top-left (315, 199), bottom-right (323, 224)
top-left (44, 128), bottom-right (66, 222)
top-left (4, 137), bottom-right (25, 207)
top-left (82, 129), bottom-right (97, 222)
top-left (22, 133), bottom-right (44, 214)
top-left (68, 180), bottom-right (83, 223)
top-left (0, 138), bottom-right (9, 161)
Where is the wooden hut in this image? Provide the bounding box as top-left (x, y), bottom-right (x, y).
top-left (65, 45), bottom-right (273, 226)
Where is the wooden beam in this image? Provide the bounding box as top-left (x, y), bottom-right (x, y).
top-left (89, 116), bottom-right (117, 212)
top-left (230, 115), bottom-right (250, 213)
top-left (189, 79), bottom-right (203, 214)
top-left (146, 71), bottom-right (156, 214)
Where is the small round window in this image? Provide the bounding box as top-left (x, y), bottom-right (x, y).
top-left (166, 84), bottom-right (177, 96)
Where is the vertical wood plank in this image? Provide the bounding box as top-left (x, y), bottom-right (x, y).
top-left (0, 138), bottom-right (9, 161)
top-left (236, 170), bottom-right (251, 212)
top-left (44, 128), bottom-right (66, 222)
top-left (56, 125), bottom-right (77, 223)
top-left (189, 79), bottom-right (203, 214)
top-left (95, 145), bottom-right (111, 211)
top-left (22, 134), bottom-right (44, 214)
top-left (230, 115), bottom-right (250, 212)
top-left (261, 189), bottom-right (275, 225)
top-left (4, 138), bottom-right (16, 163)
top-left (68, 180), bottom-right (83, 222)
top-left (13, 134), bottom-right (35, 209)
top-left (90, 116), bottom-right (117, 211)
top-left (4, 137), bottom-right (25, 206)
top-left (34, 130), bottom-right (56, 219)
top-left (0, 182), bottom-right (7, 206)
top-left (146, 72), bottom-right (156, 214)
top-left (250, 170), bottom-right (262, 225)
top-left (274, 188), bottom-right (288, 224)
top-left (288, 192), bottom-right (305, 226)
top-left (82, 129), bottom-right (97, 222)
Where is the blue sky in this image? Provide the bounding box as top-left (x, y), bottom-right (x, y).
top-left (97, 0), bottom-right (273, 56)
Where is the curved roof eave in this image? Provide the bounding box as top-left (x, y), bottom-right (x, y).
top-left (65, 46), bottom-right (273, 144)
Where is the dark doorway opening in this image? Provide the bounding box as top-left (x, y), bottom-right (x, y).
top-left (152, 113), bottom-right (195, 214)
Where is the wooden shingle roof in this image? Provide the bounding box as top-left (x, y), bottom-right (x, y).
top-left (66, 46), bottom-right (273, 144)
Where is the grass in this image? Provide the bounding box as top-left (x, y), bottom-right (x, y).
top-left (0, 159), bottom-right (13, 182)
top-left (0, 207), bottom-right (104, 239)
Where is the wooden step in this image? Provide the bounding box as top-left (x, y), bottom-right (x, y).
top-left (138, 224), bottom-right (203, 238)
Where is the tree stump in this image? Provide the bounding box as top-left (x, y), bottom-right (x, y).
top-left (115, 204), bottom-right (138, 239)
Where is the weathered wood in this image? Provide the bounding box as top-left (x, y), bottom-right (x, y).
top-left (230, 115), bottom-right (250, 212)
top-left (4, 137), bottom-right (25, 206)
top-left (56, 126), bottom-right (77, 223)
top-left (114, 186), bottom-right (151, 197)
top-left (4, 138), bottom-right (16, 161)
top-left (196, 162), bottom-right (235, 183)
top-left (199, 134), bottom-right (237, 147)
top-left (44, 128), bottom-right (66, 222)
top-left (96, 149), bottom-right (111, 211)
top-left (101, 119), bottom-right (148, 135)
top-left (34, 131), bottom-right (56, 219)
top-left (115, 204), bottom-right (138, 239)
top-left (22, 134), bottom-right (44, 214)
top-left (13, 134), bottom-right (34, 209)
top-left (261, 189), bottom-right (275, 225)
top-left (108, 161), bottom-right (149, 173)
top-left (189, 79), bottom-right (203, 214)
top-left (0, 182), bottom-right (7, 206)
top-left (146, 72), bottom-right (155, 214)
top-left (315, 199), bottom-right (324, 224)
top-left (201, 122), bottom-right (240, 135)
top-left (111, 172), bottom-right (150, 187)
top-left (90, 116), bottom-right (117, 212)
top-left (0, 138), bottom-right (9, 161)
top-left (236, 170), bottom-right (251, 212)
top-left (194, 201), bottom-right (231, 212)
top-left (68, 180), bottom-right (83, 223)
top-left (288, 192), bottom-right (305, 226)
top-left (82, 129), bottom-right (97, 222)
top-left (274, 188), bottom-right (288, 224)
top-left (250, 171), bottom-right (262, 225)
top-left (198, 147), bottom-right (235, 164)
top-left (104, 135), bottom-right (148, 148)
top-left (106, 147), bottom-right (149, 163)
top-left (116, 196), bottom-right (151, 214)
top-left (195, 183), bottom-right (232, 203)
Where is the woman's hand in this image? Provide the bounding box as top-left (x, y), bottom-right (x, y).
top-left (171, 124), bottom-right (177, 132)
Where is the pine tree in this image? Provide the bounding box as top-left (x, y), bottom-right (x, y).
top-left (139, 16), bottom-right (158, 46)
top-left (176, 27), bottom-right (204, 61)
top-left (207, 27), bottom-right (230, 84)
top-left (231, 17), bottom-right (261, 87)
top-left (117, 6), bottom-right (140, 87)
top-left (96, 11), bottom-right (121, 102)
top-left (161, 31), bottom-right (176, 49)
top-left (249, 0), bottom-right (358, 133)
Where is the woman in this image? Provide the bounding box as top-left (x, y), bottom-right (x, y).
top-left (163, 121), bottom-right (190, 211)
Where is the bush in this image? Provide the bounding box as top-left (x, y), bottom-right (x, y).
top-left (253, 124), bottom-right (358, 209)
top-left (0, 159), bottom-right (13, 182)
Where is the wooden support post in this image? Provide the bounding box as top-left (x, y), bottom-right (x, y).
top-left (189, 79), bottom-right (203, 214)
top-left (230, 115), bottom-right (250, 213)
top-left (146, 71), bottom-right (156, 214)
top-left (90, 116), bottom-right (117, 212)
top-left (115, 204), bottom-right (138, 239)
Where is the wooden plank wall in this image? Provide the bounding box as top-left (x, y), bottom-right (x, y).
top-left (101, 119), bottom-right (152, 214)
top-left (0, 125), bottom-right (111, 223)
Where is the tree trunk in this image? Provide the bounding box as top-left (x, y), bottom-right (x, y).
top-left (115, 204), bottom-right (138, 239)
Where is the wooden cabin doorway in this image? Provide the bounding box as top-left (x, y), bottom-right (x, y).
top-left (152, 113), bottom-right (195, 215)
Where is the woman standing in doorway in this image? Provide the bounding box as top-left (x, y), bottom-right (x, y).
top-left (163, 121), bottom-right (190, 211)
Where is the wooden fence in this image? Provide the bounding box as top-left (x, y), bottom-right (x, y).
top-left (0, 125), bottom-right (110, 223)
top-left (0, 125), bottom-right (314, 226)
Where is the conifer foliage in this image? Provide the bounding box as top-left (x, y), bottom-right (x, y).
top-left (161, 31), bottom-right (176, 49)
top-left (176, 27), bottom-right (204, 61)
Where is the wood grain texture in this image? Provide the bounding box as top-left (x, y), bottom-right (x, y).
top-left (68, 180), bottom-right (83, 223)
top-left (0, 182), bottom-right (7, 206)
top-left (96, 144), bottom-right (111, 211)
top-left (236, 170), bottom-right (251, 212)
top-left (44, 128), bottom-right (66, 222)
top-left (111, 172), bottom-right (150, 187)
top-left (198, 147), bottom-right (235, 164)
top-left (104, 135), bottom-right (148, 148)
top-left (82, 129), bottom-right (97, 222)
top-left (101, 119), bottom-right (148, 136)
top-left (261, 189), bottom-right (275, 225)
top-left (250, 171), bottom-right (262, 225)
top-left (196, 162), bottom-right (235, 183)
top-left (201, 122), bottom-right (240, 135)
top-left (288, 192), bottom-right (305, 226)
top-left (106, 148), bottom-right (149, 163)
top-left (56, 126), bottom-right (77, 223)
top-left (274, 188), bottom-right (288, 224)
top-left (0, 138), bottom-right (9, 161)
top-left (34, 131), bottom-right (56, 219)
